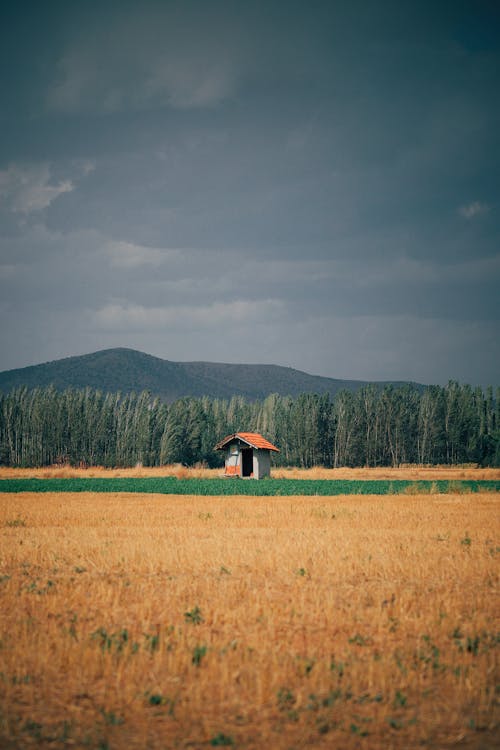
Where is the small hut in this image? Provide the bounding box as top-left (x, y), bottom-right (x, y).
top-left (215, 432), bottom-right (279, 479)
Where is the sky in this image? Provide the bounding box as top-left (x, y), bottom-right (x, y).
top-left (0, 0), bottom-right (499, 386)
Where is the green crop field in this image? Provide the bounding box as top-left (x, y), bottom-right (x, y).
top-left (0, 477), bottom-right (498, 495)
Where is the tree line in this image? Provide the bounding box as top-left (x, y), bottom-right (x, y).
top-left (0, 383), bottom-right (498, 468)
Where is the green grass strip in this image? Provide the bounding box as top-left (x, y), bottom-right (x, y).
top-left (0, 478), bottom-right (498, 496)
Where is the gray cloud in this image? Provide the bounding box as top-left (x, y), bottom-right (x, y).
top-left (0, 163), bottom-right (74, 214)
top-left (45, 4), bottom-right (249, 114)
top-left (0, 1), bottom-right (499, 384)
top-left (459, 201), bottom-right (490, 219)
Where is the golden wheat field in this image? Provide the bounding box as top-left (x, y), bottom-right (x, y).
top-left (0, 481), bottom-right (498, 748)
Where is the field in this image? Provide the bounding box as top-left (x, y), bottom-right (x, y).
top-left (1, 466), bottom-right (499, 480)
top-left (0, 469), bottom-right (499, 748)
top-left (1, 465), bottom-right (499, 497)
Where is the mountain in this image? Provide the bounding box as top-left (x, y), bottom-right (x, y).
top-left (0, 348), bottom-right (422, 401)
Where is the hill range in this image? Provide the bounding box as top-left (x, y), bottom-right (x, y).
top-left (0, 348), bottom-right (422, 402)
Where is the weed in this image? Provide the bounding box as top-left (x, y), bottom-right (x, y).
top-left (350, 723), bottom-right (369, 737)
top-left (25, 579), bottom-right (56, 595)
top-left (100, 708), bottom-right (124, 726)
top-left (277, 687), bottom-right (298, 718)
top-left (22, 720), bottom-right (42, 739)
top-left (330, 659), bottom-right (345, 677)
top-left (461, 533), bottom-right (472, 546)
top-left (276, 688), bottom-right (299, 721)
top-left (146, 692), bottom-right (176, 714)
top-left (349, 633), bottom-right (372, 646)
top-left (144, 632), bottom-right (160, 652)
top-left (304, 658), bottom-right (315, 675)
top-left (417, 635), bottom-right (443, 671)
top-left (192, 644), bottom-right (207, 666)
top-left (394, 690), bottom-right (407, 708)
top-left (91, 628), bottom-right (133, 653)
top-left (11, 674), bottom-right (31, 684)
top-left (148, 694), bottom-right (163, 705)
top-left (6, 517), bottom-right (26, 527)
top-left (387, 717), bottom-right (403, 730)
top-left (185, 606), bottom-right (204, 624)
top-left (466, 636), bottom-right (480, 655)
top-left (434, 533), bottom-right (449, 542)
top-left (277, 687), bottom-right (294, 707)
top-left (210, 733), bottom-right (234, 746)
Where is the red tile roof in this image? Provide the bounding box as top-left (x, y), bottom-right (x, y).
top-left (215, 432), bottom-right (280, 452)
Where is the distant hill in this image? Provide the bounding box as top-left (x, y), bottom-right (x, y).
top-left (0, 348), bottom-right (422, 401)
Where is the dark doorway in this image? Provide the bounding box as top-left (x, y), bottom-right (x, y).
top-left (241, 448), bottom-right (253, 477)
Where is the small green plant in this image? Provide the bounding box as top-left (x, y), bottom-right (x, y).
top-left (349, 633), bottom-right (371, 646)
top-left (394, 690), bottom-right (407, 707)
top-left (210, 733), bottom-right (234, 746)
top-left (296, 567), bottom-right (308, 577)
top-left (148, 694), bottom-right (163, 705)
top-left (277, 687), bottom-right (295, 710)
top-left (22, 720), bottom-right (43, 739)
top-left (100, 709), bottom-right (124, 726)
top-left (350, 723), bottom-right (369, 737)
top-left (192, 644), bottom-right (207, 666)
top-left (461, 533), bottom-right (472, 547)
top-left (304, 658), bottom-right (315, 675)
top-left (6, 517), bottom-right (26, 527)
top-left (144, 632), bottom-right (160, 652)
top-left (276, 687), bottom-right (299, 721)
top-left (387, 717), bottom-right (403, 730)
top-left (184, 606), bottom-right (204, 624)
top-left (144, 691), bottom-right (176, 715)
top-left (466, 636), bottom-right (480, 655)
top-left (25, 579), bottom-right (56, 595)
top-left (417, 635), bottom-right (443, 671)
top-left (219, 566), bottom-right (231, 575)
top-left (330, 658), bottom-right (345, 677)
top-left (91, 627), bottom-right (134, 653)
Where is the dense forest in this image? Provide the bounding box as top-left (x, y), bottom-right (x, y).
top-left (0, 383), bottom-right (498, 468)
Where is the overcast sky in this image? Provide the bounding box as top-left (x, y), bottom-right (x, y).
top-left (0, 1), bottom-right (499, 385)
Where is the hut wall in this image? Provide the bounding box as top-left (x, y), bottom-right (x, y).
top-left (225, 443), bottom-right (241, 476)
top-left (254, 449), bottom-right (271, 479)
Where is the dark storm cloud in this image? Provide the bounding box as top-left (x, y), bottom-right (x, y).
top-left (0, 1), bottom-right (499, 383)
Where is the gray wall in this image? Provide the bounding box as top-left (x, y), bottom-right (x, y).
top-left (253, 449), bottom-right (271, 479)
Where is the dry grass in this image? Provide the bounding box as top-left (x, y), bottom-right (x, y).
top-left (0, 490), bottom-right (498, 749)
top-left (0, 464), bottom-right (498, 481)
top-left (0, 464), bottom-right (222, 480)
top-left (272, 466), bottom-right (500, 481)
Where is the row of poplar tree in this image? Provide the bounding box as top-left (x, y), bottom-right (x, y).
top-left (0, 383), bottom-right (498, 468)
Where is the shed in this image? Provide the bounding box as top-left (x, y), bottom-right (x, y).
top-left (214, 432), bottom-right (279, 479)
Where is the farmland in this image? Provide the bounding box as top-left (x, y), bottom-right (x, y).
top-left (0, 476), bottom-right (499, 496)
top-left (1, 464), bottom-right (499, 496)
top-left (0, 469), bottom-right (498, 749)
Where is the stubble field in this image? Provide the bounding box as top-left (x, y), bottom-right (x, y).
top-left (0, 472), bottom-right (498, 748)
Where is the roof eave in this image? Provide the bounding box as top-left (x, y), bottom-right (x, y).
top-left (214, 433), bottom-right (280, 452)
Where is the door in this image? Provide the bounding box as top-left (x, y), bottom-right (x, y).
top-left (241, 448), bottom-right (253, 477)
